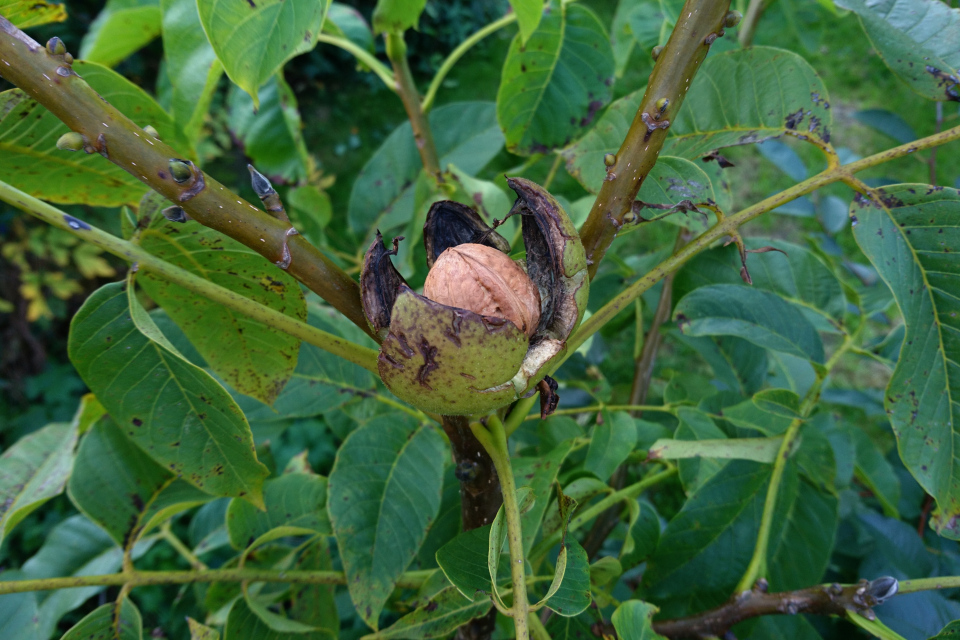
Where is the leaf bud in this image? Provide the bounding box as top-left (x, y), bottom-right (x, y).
top-left (603, 153), bottom-right (616, 167)
top-left (56, 132), bottom-right (85, 151)
top-left (423, 243), bottom-right (541, 338)
top-left (46, 37), bottom-right (66, 56)
top-left (725, 10), bottom-right (743, 28)
top-left (143, 125), bottom-right (160, 139)
top-left (168, 158), bottom-right (194, 183)
top-left (656, 98), bottom-right (670, 114)
top-left (651, 45), bottom-right (664, 60)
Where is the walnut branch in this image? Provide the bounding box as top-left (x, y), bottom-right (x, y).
top-left (0, 17), bottom-right (375, 340)
top-left (652, 577), bottom-right (901, 639)
top-left (577, 0), bottom-right (733, 278)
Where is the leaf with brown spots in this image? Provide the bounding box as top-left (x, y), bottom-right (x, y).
top-left (67, 416), bottom-right (210, 550)
top-left (853, 185), bottom-right (960, 538)
top-left (68, 281), bottom-right (269, 504)
top-left (136, 191), bottom-right (306, 406)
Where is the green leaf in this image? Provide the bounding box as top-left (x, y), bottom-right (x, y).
top-left (514, 440), bottom-right (576, 552)
top-left (851, 185), bottom-right (960, 535)
top-left (585, 410), bottom-right (637, 481)
top-left (854, 109), bottom-right (917, 145)
top-left (849, 426), bottom-right (901, 518)
top-left (372, 0), bottom-right (424, 33)
top-left (228, 73), bottom-right (310, 183)
top-left (836, 0), bottom-right (960, 102)
top-left (136, 192), bottom-right (306, 405)
top-left (589, 556), bottom-right (622, 587)
top-left (68, 416), bottom-right (210, 548)
top-left (674, 407), bottom-right (729, 494)
top-left (674, 284), bottom-right (825, 364)
top-left (291, 538), bottom-right (339, 637)
top-left (674, 239), bottom-right (847, 325)
top-left (364, 586), bottom-right (492, 639)
top-left (753, 388), bottom-right (802, 419)
top-left (621, 499), bottom-right (660, 568)
top-left (197, 0), bottom-right (329, 107)
top-left (0, 421), bottom-right (77, 546)
top-left (348, 102), bottom-right (504, 235)
top-left (21, 515), bottom-right (154, 638)
top-left (227, 473), bottom-right (330, 549)
top-left (611, 600), bottom-right (667, 640)
top-left (0, 0), bottom-right (66, 28)
top-left (510, 0), bottom-right (543, 44)
top-left (930, 621), bottom-right (960, 639)
top-left (848, 611), bottom-right (909, 640)
top-left (288, 185), bottom-right (332, 247)
top-left (224, 597), bottom-right (331, 640)
top-left (735, 616), bottom-right (824, 640)
top-left (234, 303), bottom-right (376, 422)
top-left (664, 47), bottom-right (832, 158)
top-left (187, 618), bottom-right (220, 640)
top-left (643, 461), bottom-right (771, 615)
top-left (0, 578), bottom-right (40, 640)
top-left (718, 396), bottom-right (795, 436)
top-left (497, 1), bottom-right (614, 155)
top-left (324, 3), bottom-right (373, 52)
top-left (80, 0), bottom-right (161, 68)
top-left (767, 474), bottom-right (837, 590)
top-left (68, 281), bottom-right (269, 503)
top-left (160, 0), bottom-right (223, 144)
top-left (61, 599), bottom-right (143, 640)
top-left (436, 525), bottom-right (492, 600)
top-left (328, 415), bottom-right (446, 629)
top-left (545, 538), bottom-right (592, 617)
top-left (672, 333), bottom-right (768, 396)
top-left (609, 0), bottom-right (640, 77)
top-left (546, 613), bottom-right (596, 640)
top-left (649, 436), bottom-right (783, 464)
top-left (0, 58), bottom-right (196, 207)
top-left (542, 477), bottom-right (611, 538)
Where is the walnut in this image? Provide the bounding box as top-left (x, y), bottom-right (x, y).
top-left (423, 243), bottom-right (541, 337)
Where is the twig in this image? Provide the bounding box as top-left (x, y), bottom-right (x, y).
top-left (565, 123), bottom-right (960, 356)
top-left (316, 33), bottom-right (396, 90)
top-left (422, 12), bottom-right (517, 113)
top-left (0, 18), bottom-right (374, 339)
top-left (653, 577), bottom-right (901, 639)
top-left (385, 31), bottom-right (440, 174)
top-left (159, 522), bottom-right (208, 571)
top-left (0, 180), bottom-right (381, 373)
top-left (470, 416), bottom-right (530, 640)
top-left (0, 568), bottom-right (435, 596)
top-left (738, 0), bottom-right (767, 47)
top-left (577, 0), bottom-right (733, 278)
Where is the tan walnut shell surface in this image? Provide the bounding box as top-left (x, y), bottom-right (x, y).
top-left (423, 243), bottom-right (541, 338)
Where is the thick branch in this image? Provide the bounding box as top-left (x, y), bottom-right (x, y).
top-left (0, 18), bottom-right (374, 340)
top-left (385, 31), bottom-right (440, 174)
top-left (653, 578), bottom-right (898, 639)
top-left (577, 0), bottom-right (731, 278)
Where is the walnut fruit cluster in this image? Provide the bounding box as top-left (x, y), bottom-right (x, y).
top-left (360, 178), bottom-right (589, 416)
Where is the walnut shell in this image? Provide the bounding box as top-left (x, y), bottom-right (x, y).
top-left (422, 243), bottom-right (541, 337)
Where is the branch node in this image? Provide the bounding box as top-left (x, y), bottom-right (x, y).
top-left (247, 164), bottom-right (290, 222)
top-left (275, 226), bottom-right (299, 270)
top-left (96, 133), bottom-right (108, 158)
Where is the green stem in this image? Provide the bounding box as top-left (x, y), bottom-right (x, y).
top-left (528, 612), bottom-right (552, 640)
top-left (899, 577), bottom-right (960, 593)
top-left (0, 568), bottom-right (435, 596)
top-left (0, 181), bottom-right (381, 374)
top-left (734, 335), bottom-right (855, 593)
top-left (421, 12), bottom-right (517, 112)
top-left (385, 31), bottom-right (440, 174)
top-left (159, 522), bottom-right (207, 571)
top-left (315, 33), bottom-right (396, 89)
top-left (566, 123), bottom-right (960, 356)
top-left (542, 154), bottom-right (563, 190)
top-left (504, 394), bottom-right (539, 437)
top-left (523, 404), bottom-right (676, 421)
top-left (530, 465), bottom-right (677, 565)
top-left (471, 416), bottom-right (530, 640)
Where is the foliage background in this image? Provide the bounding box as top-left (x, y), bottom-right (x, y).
top-left (1, 0), bottom-right (960, 638)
